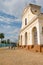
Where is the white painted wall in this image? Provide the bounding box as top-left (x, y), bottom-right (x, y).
top-left (39, 19), bottom-right (43, 45)
top-left (21, 7), bottom-right (37, 29)
top-left (19, 4), bottom-right (43, 46)
top-left (20, 18), bottom-right (40, 45)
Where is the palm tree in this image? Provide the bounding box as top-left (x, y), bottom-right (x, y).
top-left (0, 33), bottom-right (4, 43)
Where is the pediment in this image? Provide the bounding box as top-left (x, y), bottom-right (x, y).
top-left (30, 4), bottom-right (41, 15)
top-left (23, 4), bottom-right (41, 17)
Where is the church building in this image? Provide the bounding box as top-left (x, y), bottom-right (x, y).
top-left (19, 4), bottom-right (43, 52)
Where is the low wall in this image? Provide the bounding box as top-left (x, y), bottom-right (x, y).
top-left (19, 45), bottom-right (43, 52)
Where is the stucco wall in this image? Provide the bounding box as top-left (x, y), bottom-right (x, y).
top-left (21, 7), bottom-right (37, 29)
top-left (20, 18), bottom-right (40, 45)
top-left (39, 19), bottom-right (43, 45)
top-left (19, 4), bottom-right (42, 46)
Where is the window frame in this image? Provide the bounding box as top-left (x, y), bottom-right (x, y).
top-left (25, 18), bottom-right (27, 25)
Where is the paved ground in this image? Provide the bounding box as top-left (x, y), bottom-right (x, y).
top-left (0, 47), bottom-right (43, 65)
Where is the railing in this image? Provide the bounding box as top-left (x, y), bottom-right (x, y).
top-left (0, 43), bottom-right (17, 47)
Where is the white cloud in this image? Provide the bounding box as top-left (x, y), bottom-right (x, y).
top-left (0, 0), bottom-right (43, 18)
top-left (0, 22), bottom-right (20, 42)
top-left (0, 0), bottom-right (36, 18)
top-left (0, 18), bottom-right (19, 42)
top-left (0, 0), bottom-right (43, 42)
top-left (4, 27), bottom-right (20, 42)
top-left (35, 0), bottom-right (43, 7)
top-left (0, 16), bottom-right (21, 24)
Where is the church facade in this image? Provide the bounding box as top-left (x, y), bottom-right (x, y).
top-left (19, 4), bottom-right (43, 52)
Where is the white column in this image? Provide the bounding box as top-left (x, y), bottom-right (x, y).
top-left (27, 30), bottom-right (33, 45)
top-left (37, 22), bottom-right (40, 45)
top-left (30, 30), bottom-right (33, 45)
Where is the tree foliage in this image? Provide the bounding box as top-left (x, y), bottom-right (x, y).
top-left (0, 33), bottom-right (4, 43)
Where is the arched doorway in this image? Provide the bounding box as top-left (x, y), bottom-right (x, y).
top-left (32, 27), bottom-right (38, 45)
top-left (25, 32), bottom-right (27, 45)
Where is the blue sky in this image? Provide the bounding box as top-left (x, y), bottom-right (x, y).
top-left (0, 0), bottom-right (43, 42)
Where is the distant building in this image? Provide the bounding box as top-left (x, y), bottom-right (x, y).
top-left (19, 4), bottom-right (43, 52)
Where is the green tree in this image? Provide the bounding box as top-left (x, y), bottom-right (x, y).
top-left (0, 33), bottom-right (4, 43)
top-left (1, 40), bottom-right (6, 44)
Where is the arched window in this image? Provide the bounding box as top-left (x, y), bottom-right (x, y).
top-left (25, 18), bottom-right (27, 25)
top-left (25, 32), bottom-right (27, 45)
top-left (32, 27), bottom-right (38, 45)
